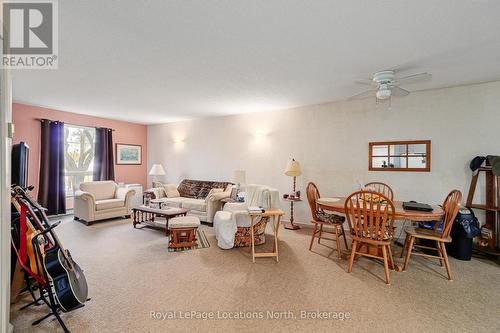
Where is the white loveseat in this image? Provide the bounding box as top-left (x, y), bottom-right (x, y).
top-left (74, 181), bottom-right (135, 224)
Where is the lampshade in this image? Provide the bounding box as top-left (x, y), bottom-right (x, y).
top-left (232, 170), bottom-right (246, 184)
top-left (149, 164), bottom-right (166, 176)
top-left (284, 159), bottom-right (301, 177)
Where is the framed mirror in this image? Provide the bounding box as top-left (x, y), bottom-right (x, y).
top-left (369, 140), bottom-right (431, 172)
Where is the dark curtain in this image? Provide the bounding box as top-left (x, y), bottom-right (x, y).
top-left (38, 119), bottom-right (66, 215)
top-left (93, 127), bottom-right (115, 181)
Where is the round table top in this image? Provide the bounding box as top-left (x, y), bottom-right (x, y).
top-left (317, 197), bottom-right (444, 222)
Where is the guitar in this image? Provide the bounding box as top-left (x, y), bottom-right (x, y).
top-left (13, 186), bottom-right (89, 312)
top-left (11, 194), bottom-right (48, 278)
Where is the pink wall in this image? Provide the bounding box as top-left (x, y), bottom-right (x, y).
top-left (12, 103), bottom-right (148, 195)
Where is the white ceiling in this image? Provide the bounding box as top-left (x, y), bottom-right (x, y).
top-left (12, 0), bottom-right (500, 124)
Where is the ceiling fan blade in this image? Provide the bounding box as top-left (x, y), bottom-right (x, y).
top-left (391, 86), bottom-right (410, 97)
top-left (397, 72), bottom-right (432, 84)
top-left (348, 90), bottom-right (376, 100)
top-left (354, 79), bottom-right (377, 86)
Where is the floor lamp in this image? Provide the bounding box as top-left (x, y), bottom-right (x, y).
top-left (284, 158), bottom-right (301, 230)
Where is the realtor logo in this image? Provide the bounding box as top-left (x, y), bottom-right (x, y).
top-left (2, 0), bottom-right (58, 69)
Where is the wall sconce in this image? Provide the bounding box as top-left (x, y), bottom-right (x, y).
top-left (173, 138), bottom-right (184, 143)
top-left (254, 130), bottom-right (266, 139)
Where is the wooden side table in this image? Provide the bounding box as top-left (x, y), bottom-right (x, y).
top-left (248, 208), bottom-right (285, 263)
top-left (283, 197), bottom-right (302, 230)
top-left (220, 197), bottom-right (237, 209)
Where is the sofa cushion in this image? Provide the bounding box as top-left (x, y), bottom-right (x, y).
top-left (163, 184), bottom-right (180, 198)
top-left (181, 198), bottom-right (207, 212)
top-left (80, 181), bottom-right (117, 200)
top-left (95, 198), bottom-right (125, 211)
top-left (163, 197), bottom-right (185, 208)
top-left (150, 187), bottom-right (166, 199)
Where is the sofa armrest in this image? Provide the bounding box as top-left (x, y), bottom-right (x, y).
top-left (206, 191), bottom-right (231, 224)
top-left (116, 187), bottom-right (135, 200)
top-left (223, 202), bottom-right (247, 212)
top-left (74, 190), bottom-right (96, 221)
top-left (116, 188), bottom-right (135, 212)
top-left (75, 190), bottom-right (95, 202)
top-left (207, 191), bottom-right (230, 202)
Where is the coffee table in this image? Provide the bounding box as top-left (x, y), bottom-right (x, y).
top-left (132, 205), bottom-right (188, 236)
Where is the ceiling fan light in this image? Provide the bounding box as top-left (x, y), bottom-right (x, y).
top-left (376, 89), bottom-right (391, 100)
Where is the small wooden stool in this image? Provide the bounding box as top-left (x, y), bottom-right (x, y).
top-left (168, 216), bottom-right (201, 249)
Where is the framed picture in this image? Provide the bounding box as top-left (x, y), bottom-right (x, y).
top-left (116, 143), bottom-right (142, 165)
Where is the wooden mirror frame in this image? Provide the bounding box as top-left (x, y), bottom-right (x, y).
top-left (369, 140), bottom-right (431, 172)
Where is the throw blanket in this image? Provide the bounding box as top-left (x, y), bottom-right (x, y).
top-left (214, 184), bottom-right (279, 249)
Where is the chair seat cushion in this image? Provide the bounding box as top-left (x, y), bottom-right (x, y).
top-left (357, 230), bottom-right (391, 241)
top-left (95, 198), bottom-right (125, 211)
top-left (404, 226), bottom-right (451, 242)
top-left (181, 198), bottom-right (207, 212)
top-left (316, 210), bottom-right (346, 224)
top-left (169, 216), bottom-right (201, 229)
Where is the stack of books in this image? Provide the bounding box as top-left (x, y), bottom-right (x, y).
top-left (247, 206), bottom-right (265, 214)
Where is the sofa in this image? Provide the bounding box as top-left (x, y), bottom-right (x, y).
top-left (74, 181), bottom-right (135, 224)
top-left (145, 179), bottom-right (233, 223)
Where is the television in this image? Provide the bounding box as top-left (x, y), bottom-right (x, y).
top-left (11, 142), bottom-right (29, 188)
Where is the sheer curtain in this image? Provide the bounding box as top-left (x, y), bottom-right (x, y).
top-left (38, 119), bottom-right (66, 215)
top-left (93, 127), bottom-right (115, 181)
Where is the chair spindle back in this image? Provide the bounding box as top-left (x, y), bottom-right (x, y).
top-left (365, 182), bottom-right (394, 201)
top-left (345, 190), bottom-right (396, 241)
top-left (440, 190), bottom-right (462, 237)
top-left (306, 182), bottom-right (321, 221)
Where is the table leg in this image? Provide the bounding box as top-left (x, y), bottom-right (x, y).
top-left (251, 216), bottom-right (255, 263)
top-left (132, 209), bottom-right (137, 228)
top-left (165, 216), bottom-right (170, 237)
top-left (274, 215), bottom-right (280, 262)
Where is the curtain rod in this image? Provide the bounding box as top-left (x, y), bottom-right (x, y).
top-left (36, 118), bottom-right (116, 131)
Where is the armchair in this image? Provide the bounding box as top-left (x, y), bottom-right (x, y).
top-left (74, 181), bottom-right (135, 224)
top-left (213, 184), bottom-right (279, 249)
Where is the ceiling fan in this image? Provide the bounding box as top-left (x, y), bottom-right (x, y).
top-left (350, 70), bottom-right (432, 101)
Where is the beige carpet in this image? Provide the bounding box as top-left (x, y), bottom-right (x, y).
top-left (10, 216), bottom-right (500, 333)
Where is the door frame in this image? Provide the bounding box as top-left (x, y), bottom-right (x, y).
top-left (0, 0), bottom-right (13, 331)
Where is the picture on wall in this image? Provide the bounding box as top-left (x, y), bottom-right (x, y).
top-left (116, 143), bottom-right (142, 165)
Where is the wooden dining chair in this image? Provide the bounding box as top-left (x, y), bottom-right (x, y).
top-left (365, 182), bottom-right (394, 201)
top-left (306, 182), bottom-right (348, 258)
top-left (401, 190), bottom-right (462, 280)
top-left (345, 190), bottom-right (396, 285)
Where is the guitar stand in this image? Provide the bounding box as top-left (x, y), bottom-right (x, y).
top-left (11, 191), bottom-right (89, 333)
top-left (26, 234), bottom-right (72, 333)
top-left (19, 275), bottom-right (43, 310)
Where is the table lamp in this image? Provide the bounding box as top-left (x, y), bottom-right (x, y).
top-left (149, 164), bottom-right (166, 187)
top-left (284, 159), bottom-right (301, 230)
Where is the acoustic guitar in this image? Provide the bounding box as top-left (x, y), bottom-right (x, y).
top-left (13, 186), bottom-right (89, 312)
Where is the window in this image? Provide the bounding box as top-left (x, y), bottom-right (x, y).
top-left (64, 125), bottom-right (96, 209)
top-left (369, 140), bottom-right (431, 172)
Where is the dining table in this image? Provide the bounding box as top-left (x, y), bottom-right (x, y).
top-left (316, 196), bottom-right (445, 271)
